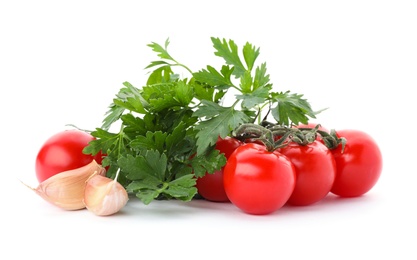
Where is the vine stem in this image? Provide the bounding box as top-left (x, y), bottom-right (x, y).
top-left (233, 122), bottom-right (347, 152)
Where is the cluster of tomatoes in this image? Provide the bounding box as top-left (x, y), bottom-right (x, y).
top-left (196, 123), bottom-right (383, 215)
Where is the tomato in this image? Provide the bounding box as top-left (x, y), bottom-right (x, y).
top-left (196, 136), bottom-right (243, 202)
top-left (35, 129), bottom-right (103, 183)
top-left (279, 141), bottom-right (336, 206)
top-left (223, 143), bottom-right (296, 215)
top-left (330, 129), bottom-right (382, 197)
top-left (214, 136), bottom-right (243, 159)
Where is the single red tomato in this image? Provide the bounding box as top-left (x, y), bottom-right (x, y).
top-left (223, 143), bottom-right (296, 215)
top-left (196, 136), bottom-right (243, 202)
top-left (35, 129), bottom-right (103, 183)
top-left (214, 136), bottom-right (243, 159)
top-left (279, 141), bottom-right (336, 206)
top-left (330, 129), bottom-right (382, 197)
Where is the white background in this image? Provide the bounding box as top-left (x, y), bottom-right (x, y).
top-left (1, 0), bottom-right (416, 259)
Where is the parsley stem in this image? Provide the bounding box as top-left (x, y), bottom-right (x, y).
top-left (157, 182), bottom-right (169, 194)
top-left (171, 63), bottom-right (193, 75)
top-left (253, 102), bottom-right (270, 124)
top-left (231, 99), bottom-right (241, 108)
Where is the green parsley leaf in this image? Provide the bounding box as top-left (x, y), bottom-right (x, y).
top-left (211, 37), bottom-right (246, 78)
top-left (190, 148), bottom-right (226, 177)
top-left (164, 174), bottom-right (197, 201)
top-left (146, 38), bottom-right (192, 76)
top-left (130, 131), bottom-right (167, 154)
top-left (193, 81), bottom-right (215, 101)
top-left (141, 81), bottom-right (194, 112)
top-left (83, 128), bottom-right (116, 155)
top-left (119, 151), bottom-right (198, 204)
top-left (174, 80), bottom-right (193, 105)
top-left (144, 60), bottom-right (171, 70)
top-left (84, 129), bottom-right (126, 167)
top-left (119, 151), bottom-right (167, 203)
top-left (236, 86), bottom-right (271, 109)
top-left (240, 70), bottom-right (253, 93)
top-left (253, 62), bottom-right (270, 90)
top-left (147, 38), bottom-right (175, 61)
top-left (100, 104), bottom-right (125, 131)
top-left (194, 100), bottom-right (250, 155)
top-left (270, 91), bottom-right (318, 126)
top-left (243, 42), bottom-right (260, 71)
top-left (193, 65), bottom-right (234, 89)
top-left (99, 81), bottom-right (149, 130)
top-left (146, 65), bottom-right (174, 85)
top-left (126, 180), bottom-right (163, 205)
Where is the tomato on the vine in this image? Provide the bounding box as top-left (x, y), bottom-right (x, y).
top-left (223, 143), bottom-right (296, 215)
top-left (330, 129), bottom-right (382, 197)
top-left (35, 129), bottom-right (104, 183)
top-left (196, 136), bottom-right (243, 202)
top-left (279, 141), bottom-right (336, 206)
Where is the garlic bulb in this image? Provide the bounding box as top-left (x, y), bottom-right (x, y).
top-left (83, 169), bottom-right (128, 216)
top-left (23, 160), bottom-right (106, 210)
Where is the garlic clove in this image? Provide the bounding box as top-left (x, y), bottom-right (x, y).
top-left (83, 170), bottom-right (128, 216)
top-left (23, 160), bottom-right (106, 210)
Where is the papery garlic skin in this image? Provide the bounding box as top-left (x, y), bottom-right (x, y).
top-left (84, 174), bottom-right (128, 216)
top-left (28, 160), bottom-right (106, 210)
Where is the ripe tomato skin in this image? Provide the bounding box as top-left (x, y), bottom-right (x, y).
top-left (279, 141), bottom-right (336, 206)
top-left (214, 136), bottom-right (243, 159)
top-left (35, 129), bottom-right (103, 183)
top-left (330, 129), bottom-right (383, 197)
top-left (196, 136), bottom-right (243, 202)
top-left (195, 169), bottom-right (227, 201)
top-left (223, 143), bottom-right (296, 215)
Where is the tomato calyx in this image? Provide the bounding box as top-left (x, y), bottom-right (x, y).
top-left (233, 122), bottom-right (347, 151)
top-left (317, 129), bottom-right (347, 151)
top-left (292, 124), bottom-right (346, 151)
top-left (233, 123), bottom-right (292, 151)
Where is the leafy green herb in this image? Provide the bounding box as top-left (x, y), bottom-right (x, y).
top-left (83, 37), bottom-right (321, 205)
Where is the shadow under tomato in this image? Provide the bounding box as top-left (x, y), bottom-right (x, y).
top-left (281, 192), bottom-right (378, 212)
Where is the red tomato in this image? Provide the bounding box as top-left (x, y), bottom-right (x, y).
top-left (214, 136), bottom-right (243, 159)
top-left (279, 141), bottom-right (336, 206)
top-left (223, 143), bottom-right (296, 215)
top-left (35, 129), bottom-right (103, 183)
top-left (330, 129), bottom-right (382, 197)
top-left (196, 136), bottom-right (242, 202)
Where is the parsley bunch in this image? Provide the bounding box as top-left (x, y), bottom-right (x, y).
top-left (84, 37), bottom-right (319, 205)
